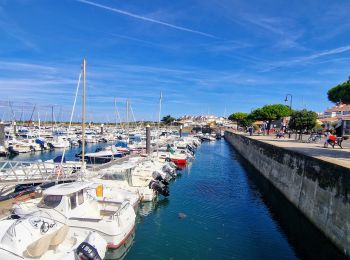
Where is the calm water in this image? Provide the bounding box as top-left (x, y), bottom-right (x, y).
top-left (8, 142), bottom-right (113, 162)
top-left (8, 139), bottom-right (345, 259)
top-left (125, 139), bottom-right (344, 260)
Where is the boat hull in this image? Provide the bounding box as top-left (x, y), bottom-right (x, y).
top-left (171, 158), bottom-right (187, 164)
top-left (105, 225), bottom-right (135, 260)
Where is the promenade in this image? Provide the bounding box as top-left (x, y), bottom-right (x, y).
top-left (246, 133), bottom-right (350, 169)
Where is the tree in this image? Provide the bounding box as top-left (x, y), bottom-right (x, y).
top-left (288, 109), bottom-right (318, 140)
top-left (327, 78), bottom-right (350, 104)
top-left (240, 117), bottom-right (254, 128)
top-left (250, 104), bottom-right (291, 134)
top-left (228, 112), bottom-right (249, 128)
top-left (161, 115), bottom-right (175, 125)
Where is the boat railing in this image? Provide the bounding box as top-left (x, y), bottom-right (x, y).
top-left (0, 160), bottom-right (81, 185)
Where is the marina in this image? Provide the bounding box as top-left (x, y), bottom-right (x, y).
top-left (0, 135), bottom-right (345, 259)
top-left (1, 0), bottom-right (350, 259)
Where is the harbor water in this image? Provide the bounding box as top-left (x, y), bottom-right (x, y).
top-left (126, 139), bottom-right (344, 260)
top-left (8, 139), bottom-right (344, 259)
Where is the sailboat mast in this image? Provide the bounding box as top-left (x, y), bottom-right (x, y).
top-left (158, 91), bottom-right (162, 126)
top-left (126, 99), bottom-right (129, 138)
top-left (157, 91), bottom-right (162, 158)
top-left (82, 58), bottom-right (86, 167)
top-left (38, 111), bottom-right (41, 138)
top-left (51, 106), bottom-right (54, 134)
top-left (114, 98), bottom-right (117, 128)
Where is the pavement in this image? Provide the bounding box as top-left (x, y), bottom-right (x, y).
top-left (243, 133), bottom-right (350, 169)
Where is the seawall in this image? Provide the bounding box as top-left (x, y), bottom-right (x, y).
top-left (224, 131), bottom-right (350, 256)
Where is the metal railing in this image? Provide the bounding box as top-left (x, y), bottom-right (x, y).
top-left (0, 160), bottom-right (82, 185)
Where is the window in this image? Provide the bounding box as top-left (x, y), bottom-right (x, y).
top-left (38, 195), bottom-right (62, 209)
top-left (343, 111), bottom-right (350, 115)
top-left (78, 190), bottom-right (84, 205)
top-left (69, 193), bottom-right (77, 210)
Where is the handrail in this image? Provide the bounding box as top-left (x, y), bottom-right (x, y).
top-left (0, 160), bottom-right (81, 186)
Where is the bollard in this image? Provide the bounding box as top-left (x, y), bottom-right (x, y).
top-left (146, 124), bottom-right (151, 154)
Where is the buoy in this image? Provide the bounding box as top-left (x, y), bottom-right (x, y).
top-left (178, 212), bottom-right (187, 219)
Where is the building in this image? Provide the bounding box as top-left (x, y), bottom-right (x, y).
top-left (318, 103), bottom-right (350, 136)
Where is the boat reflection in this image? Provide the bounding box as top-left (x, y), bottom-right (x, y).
top-left (137, 198), bottom-right (170, 217)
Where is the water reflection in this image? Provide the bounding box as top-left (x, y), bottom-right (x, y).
top-left (235, 151), bottom-right (346, 260)
top-left (138, 198), bottom-right (170, 217)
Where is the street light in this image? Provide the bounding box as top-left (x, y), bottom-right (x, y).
top-left (285, 94), bottom-right (293, 110)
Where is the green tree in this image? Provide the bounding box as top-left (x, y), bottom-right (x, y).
top-left (327, 78), bottom-right (350, 104)
top-left (240, 118), bottom-right (254, 128)
top-left (288, 109), bottom-right (318, 140)
top-left (250, 104), bottom-right (291, 134)
top-left (228, 112), bottom-right (249, 127)
top-left (161, 115), bottom-right (175, 125)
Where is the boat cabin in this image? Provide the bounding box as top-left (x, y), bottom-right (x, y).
top-left (38, 182), bottom-right (94, 218)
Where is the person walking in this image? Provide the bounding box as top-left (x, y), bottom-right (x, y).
top-left (248, 126), bottom-right (253, 136)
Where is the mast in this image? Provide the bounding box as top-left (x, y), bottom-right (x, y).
top-left (82, 58), bottom-right (86, 168)
top-left (157, 91), bottom-right (162, 158)
top-left (114, 98), bottom-right (118, 128)
top-left (51, 106), bottom-right (54, 134)
top-left (158, 91), bottom-right (162, 129)
top-left (28, 104), bottom-right (36, 127)
top-left (126, 99), bottom-right (129, 139)
top-left (37, 111), bottom-right (41, 138)
top-left (114, 98), bottom-right (121, 128)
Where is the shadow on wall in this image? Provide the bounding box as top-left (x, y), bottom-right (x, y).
top-left (233, 150), bottom-right (347, 260)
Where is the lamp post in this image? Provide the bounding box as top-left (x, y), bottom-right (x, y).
top-left (285, 94), bottom-right (293, 110)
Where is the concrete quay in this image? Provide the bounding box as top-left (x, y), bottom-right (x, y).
top-left (246, 134), bottom-right (350, 169)
top-left (224, 131), bottom-right (350, 257)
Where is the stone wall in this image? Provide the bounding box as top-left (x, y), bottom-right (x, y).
top-left (224, 131), bottom-right (350, 256)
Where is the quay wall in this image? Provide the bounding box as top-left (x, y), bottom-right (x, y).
top-left (224, 131), bottom-right (350, 256)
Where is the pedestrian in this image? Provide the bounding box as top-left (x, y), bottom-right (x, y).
top-left (248, 126), bottom-right (253, 136)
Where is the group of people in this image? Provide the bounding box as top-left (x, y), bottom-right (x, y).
top-left (245, 119), bottom-right (344, 149)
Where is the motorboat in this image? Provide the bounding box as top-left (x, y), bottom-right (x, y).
top-left (82, 146), bottom-right (123, 164)
top-left (95, 162), bottom-right (157, 202)
top-left (48, 137), bottom-right (70, 149)
top-left (12, 182), bottom-right (136, 257)
top-left (0, 213), bottom-right (107, 259)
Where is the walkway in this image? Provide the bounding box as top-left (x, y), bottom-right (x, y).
top-left (245, 134), bottom-right (350, 169)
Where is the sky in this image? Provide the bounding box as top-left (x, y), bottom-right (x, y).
top-left (0, 0), bottom-right (350, 122)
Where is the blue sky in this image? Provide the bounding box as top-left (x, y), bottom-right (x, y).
top-left (0, 0), bottom-right (350, 122)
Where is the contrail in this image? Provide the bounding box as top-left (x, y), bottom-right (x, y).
top-left (77, 0), bottom-right (218, 39)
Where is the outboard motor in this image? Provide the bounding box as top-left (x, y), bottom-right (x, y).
top-left (149, 180), bottom-right (169, 197)
top-left (168, 162), bottom-right (177, 170)
top-left (36, 139), bottom-right (46, 150)
top-left (162, 164), bottom-right (176, 178)
top-left (47, 143), bottom-right (55, 150)
top-left (8, 146), bottom-right (19, 155)
top-left (152, 171), bottom-right (169, 185)
top-left (186, 144), bottom-right (194, 153)
top-left (76, 242), bottom-right (102, 260)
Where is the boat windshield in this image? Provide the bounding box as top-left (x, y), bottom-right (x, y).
top-left (101, 173), bottom-right (126, 181)
top-left (38, 195), bottom-right (62, 209)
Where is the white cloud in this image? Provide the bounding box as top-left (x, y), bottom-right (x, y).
top-left (77, 0), bottom-right (218, 39)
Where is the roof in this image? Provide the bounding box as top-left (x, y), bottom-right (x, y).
top-left (43, 182), bottom-right (92, 196)
top-left (324, 105), bottom-right (350, 112)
